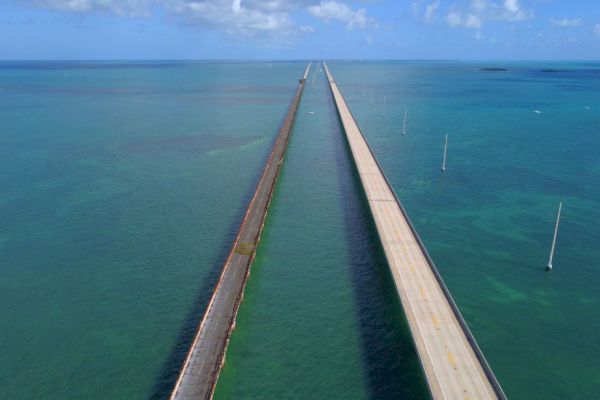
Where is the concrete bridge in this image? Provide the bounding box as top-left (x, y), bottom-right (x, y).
top-left (169, 63), bottom-right (311, 400)
top-left (324, 62), bottom-right (505, 400)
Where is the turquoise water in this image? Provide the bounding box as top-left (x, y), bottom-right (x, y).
top-left (0, 61), bottom-right (301, 398)
top-left (1, 61), bottom-right (599, 399)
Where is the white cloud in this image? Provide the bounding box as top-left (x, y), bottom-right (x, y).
top-left (424, 1), bottom-right (440, 23)
top-left (504, 0), bottom-right (518, 13)
top-left (446, 11), bottom-right (481, 29)
top-left (465, 13), bottom-right (482, 29)
top-left (26, 0), bottom-right (318, 16)
top-left (24, 0), bottom-right (371, 37)
top-left (412, 0), bottom-right (440, 23)
top-left (446, 0), bottom-right (532, 30)
top-left (551, 18), bottom-right (583, 28)
top-left (25, 0), bottom-right (153, 16)
top-left (307, 1), bottom-right (375, 29)
top-left (492, 0), bottom-right (531, 21)
top-left (595, 24), bottom-right (600, 39)
top-left (168, 0), bottom-right (295, 37)
top-left (487, 0), bottom-right (530, 21)
top-left (446, 11), bottom-right (462, 27)
top-left (243, 0), bottom-right (314, 12)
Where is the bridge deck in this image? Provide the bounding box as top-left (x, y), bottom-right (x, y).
top-left (324, 63), bottom-right (504, 400)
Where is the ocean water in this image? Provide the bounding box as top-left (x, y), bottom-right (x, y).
top-left (0, 61), bottom-right (301, 399)
top-left (1, 61), bottom-right (599, 399)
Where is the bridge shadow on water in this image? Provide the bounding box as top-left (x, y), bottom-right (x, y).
top-left (326, 92), bottom-right (431, 400)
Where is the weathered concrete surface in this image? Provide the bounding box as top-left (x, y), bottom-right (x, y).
top-left (324, 63), bottom-right (506, 400)
top-left (170, 63), bottom-right (311, 400)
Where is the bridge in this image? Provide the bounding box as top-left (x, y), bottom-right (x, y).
top-left (324, 62), bottom-right (505, 400)
top-left (169, 63), bottom-right (311, 400)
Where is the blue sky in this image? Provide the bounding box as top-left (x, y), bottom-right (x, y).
top-left (1, 0), bottom-right (599, 59)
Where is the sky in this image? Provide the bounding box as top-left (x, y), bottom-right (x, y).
top-left (1, 0), bottom-right (599, 60)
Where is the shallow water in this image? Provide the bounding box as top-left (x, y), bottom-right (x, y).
top-left (1, 61), bottom-right (598, 399)
top-left (0, 61), bottom-right (301, 399)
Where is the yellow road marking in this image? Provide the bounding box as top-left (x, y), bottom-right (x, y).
top-left (448, 351), bottom-right (457, 369)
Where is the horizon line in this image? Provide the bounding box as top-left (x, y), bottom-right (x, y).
top-left (1, 58), bottom-right (599, 63)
